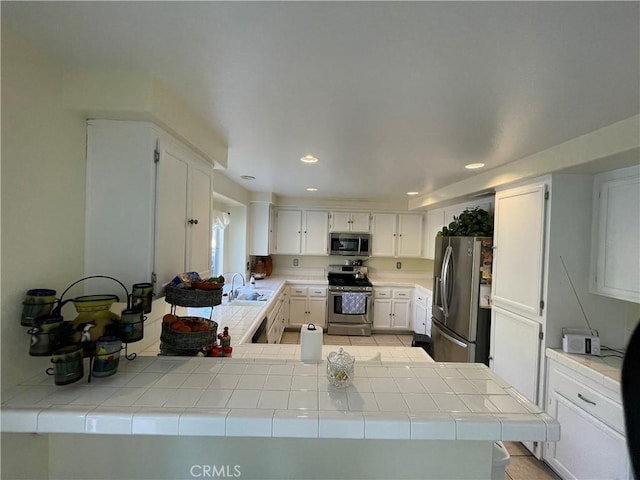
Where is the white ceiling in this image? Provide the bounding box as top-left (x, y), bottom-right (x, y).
top-left (3, 2), bottom-right (639, 202)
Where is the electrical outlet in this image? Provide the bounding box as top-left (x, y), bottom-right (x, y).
top-left (293, 258), bottom-right (299, 267)
top-left (396, 261), bottom-right (402, 269)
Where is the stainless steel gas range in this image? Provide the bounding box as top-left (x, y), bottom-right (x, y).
top-left (327, 264), bottom-right (373, 336)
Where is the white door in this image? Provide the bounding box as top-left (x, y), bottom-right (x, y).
top-left (397, 214), bottom-right (423, 257)
top-left (490, 306), bottom-right (541, 404)
top-left (155, 148), bottom-right (189, 288)
top-left (350, 212), bottom-right (371, 233)
top-left (303, 210), bottom-right (329, 255)
top-left (187, 165), bottom-right (212, 277)
top-left (274, 209), bottom-right (302, 254)
top-left (371, 213), bottom-right (397, 257)
top-left (492, 183), bottom-right (547, 317)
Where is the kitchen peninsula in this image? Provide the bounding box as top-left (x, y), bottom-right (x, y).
top-left (2, 339), bottom-right (559, 479)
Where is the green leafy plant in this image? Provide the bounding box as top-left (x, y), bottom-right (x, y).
top-left (438, 207), bottom-right (493, 237)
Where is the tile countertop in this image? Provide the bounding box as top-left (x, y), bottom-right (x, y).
top-left (1, 344), bottom-right (559, 442)
top-left (183, 272), bottom-right (433, 346)
top-left (546, 348), bottom-right (623, 395)
top-left (368, 273), bottom-right (433, 291)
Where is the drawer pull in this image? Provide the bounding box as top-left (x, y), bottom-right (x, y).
top-left (577, 393), bottom-right (596, 406)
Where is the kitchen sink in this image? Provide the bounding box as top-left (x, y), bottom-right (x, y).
top-left (229, 289), bottom-right (274, 305)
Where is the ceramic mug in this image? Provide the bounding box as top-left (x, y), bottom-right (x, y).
top-left (28, 314), bottom-right (64, 356)
top-left (131, 283), bottom-right (153, 314)
top-left (47, 344), bottom-right (84, 385)
top-left (119, 308), bottom-right (144, 343)
top-left (21, 289), bottom-right (58, 326)
top-left (92, 336), bottom-right (122, 377)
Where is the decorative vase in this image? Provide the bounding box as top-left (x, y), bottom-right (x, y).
top-left (69, 294), bottom-right (120, 345)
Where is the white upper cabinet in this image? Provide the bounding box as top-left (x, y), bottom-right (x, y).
top-left (329, 211), bottom-right (371, 233)
top-left (590, 165), bottom-right (640, 303)
top-left (303, 210), bottom-right (330, 255)
top-left (397, 214), bottom-right (423, 257)
top-left (273, 209), bottom-right (328, 255)
top-left (371, 213), bottom-right (423, 257)
top-left (85, 120), bottom-right (213, 294)
top-left (491, 183), bottom-right (547, 317)
top-left (273, 209), bottom-right (303, 254)
top-left (184, 162), bottom-right (213, 275)
top-left (423, 209), bottom-right (444, 260)
top-left (249, 202), bottom-right (273, 256)
top-left (371, 213), bottom-right (397, 257)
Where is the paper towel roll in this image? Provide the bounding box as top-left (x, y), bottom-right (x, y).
top-left (300, 323), bottom-right (323, 362)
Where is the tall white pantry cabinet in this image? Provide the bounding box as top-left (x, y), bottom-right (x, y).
top-left (489, 173), bottom-right (631, 458)
top-left (85, 120), bottom-right (214, 295)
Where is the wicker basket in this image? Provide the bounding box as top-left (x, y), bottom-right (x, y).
top-left (191, 281), bottom-right (224, 291)
top-left (160, 317), bottom-right (218, 355)
top-left (164, 285), bottom-right (222, 307)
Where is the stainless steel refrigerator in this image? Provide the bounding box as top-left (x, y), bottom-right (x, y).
top-left (431, 236), bottom-right (493, 365)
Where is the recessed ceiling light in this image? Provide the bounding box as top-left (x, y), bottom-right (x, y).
top-left (465, 163), bottom-right (485, 170)
top-left (240, 175), bottom-right (256, 180)
top-left (407, 191), bottom-right (419, 196)
top-left (306, 187), bottom-right (318, 192)
top-left (300, 155), bottom-right (318, 163)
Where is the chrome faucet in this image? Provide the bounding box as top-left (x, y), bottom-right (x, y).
top-left (229, 272), bottom-right (246, 301)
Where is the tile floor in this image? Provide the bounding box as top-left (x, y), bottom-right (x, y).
top-left (504, 442), bottom-right (560, 480)
top-left (284, 330), bottom-right (561, 480)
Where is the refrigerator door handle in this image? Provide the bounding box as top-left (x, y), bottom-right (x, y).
top-left (434, 277), bottom-right (444, 312)
top-left (438, 327), bottom-right (468, 349)
top-left (441, 245), bottom-right (453, 317)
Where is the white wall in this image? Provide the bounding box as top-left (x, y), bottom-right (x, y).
top-left (1, 30), bottom-right (88, 388)
top-left (545, 174), bottom-right (632, 349)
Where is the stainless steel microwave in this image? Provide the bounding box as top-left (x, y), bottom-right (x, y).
top-left (329, 232), bottom-right (371, 256)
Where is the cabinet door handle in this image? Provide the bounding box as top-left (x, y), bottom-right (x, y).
top-left (188, 219), bottom-right (199, 225)
top-left (577, 393), bottom-right (596, 406)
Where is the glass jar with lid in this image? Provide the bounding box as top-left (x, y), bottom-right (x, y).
top-left (326, 347), bottom-right (355, 388)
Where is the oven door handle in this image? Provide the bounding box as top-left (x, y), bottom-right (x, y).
top-left (329, 290), bottom-right (372, 297)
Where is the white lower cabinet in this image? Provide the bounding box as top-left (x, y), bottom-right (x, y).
top-left (412, 287), bottom-right (432, 336)
top-left (287, 285), bottom-right (327, 329)
top-left (544, 358), bottom-right (631, 479)
top-left (372, 288), bottom-right (412, 330)
top-left (266, 290), bottom-right (288, 344)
